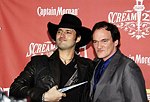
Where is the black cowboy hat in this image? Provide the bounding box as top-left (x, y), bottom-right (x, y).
top-left (47, 14), bottom-right (92, 47)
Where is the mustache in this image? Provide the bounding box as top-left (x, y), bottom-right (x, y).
top-left (58, 37), bottom-right (67, 41)
top-left (97, 49), bottom-right (104, 52)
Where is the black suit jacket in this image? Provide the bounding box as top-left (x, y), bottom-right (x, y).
top-left (9, 50), bottom-right (94, 102)
top-left (90, 50), bottom-right (148, 102)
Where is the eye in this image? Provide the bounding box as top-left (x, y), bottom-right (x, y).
top-left (66, 31), bottom-right (72, 34)
top-left (92, 40), bottom-right (98, 43)
top-left (102, 39), bottom-right (109, 43)
top-left (57, 30), bottom-right (62, 34)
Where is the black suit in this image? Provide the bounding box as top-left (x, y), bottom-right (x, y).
top-left (90, 50), bottom-right (148, 102)
top-left (9, 50), bottom-right (94, 102)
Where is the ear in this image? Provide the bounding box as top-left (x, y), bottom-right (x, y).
top-left (114, 40), bottom-right (118, 47)
top-left (76, 36), bottom-right (81, 43)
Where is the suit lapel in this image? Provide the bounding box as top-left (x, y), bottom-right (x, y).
top-left (93, 50), bottom-right (122, 102)
top-left (93, 62), bottom-right (117, 101)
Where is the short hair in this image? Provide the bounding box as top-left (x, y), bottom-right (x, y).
top-left (92, 21), bottom-right (121, 48)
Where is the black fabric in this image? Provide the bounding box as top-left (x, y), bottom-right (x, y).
top-left (59, 58), bottom-right (76, 88)
top-left (59, 58), bottom-right (81, 102)
top-left (9, 50), bottom-right (94, 102)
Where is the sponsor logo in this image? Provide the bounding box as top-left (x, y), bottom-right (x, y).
top-left (26, 41), bottom-right (88, 58)
top-left (26, 41), bottom-right (56, 57)
top-left (129, 54), bottom-right (150, 66)
top-left (37, 7), bottom-right (79, 16)
top-left (108, 0), bottom-right (150, 39)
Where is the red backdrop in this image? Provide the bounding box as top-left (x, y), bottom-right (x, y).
top-left (0, 0), bottom-right (150, 100)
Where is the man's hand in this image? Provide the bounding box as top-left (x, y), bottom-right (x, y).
top-left (43, 85), bottom-right (66, 102)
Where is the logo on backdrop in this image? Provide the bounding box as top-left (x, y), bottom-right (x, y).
top-left (26, 41), bottom-right (89, 58)
top-left (108, 0), bottom-right (150, 39)
top-left (26, 41), bottom-right (56, 57)
top-left (129, 54), bottom-right (150, 66)
top-left (37, 7), bottom-right (79, 16)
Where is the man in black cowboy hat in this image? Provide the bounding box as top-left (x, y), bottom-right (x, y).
top-left (9, 14), bottom-right (94, 102)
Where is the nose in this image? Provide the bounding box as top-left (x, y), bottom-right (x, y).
top-left (60, 32), bottom-right (65, 37)
top-left (97, 41), bottom-right (103, 49)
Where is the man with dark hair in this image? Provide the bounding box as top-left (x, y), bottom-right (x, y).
top-left (89, 21), bottom-right (148, 102)
top-left (9, 14), bottom-right (94, 102)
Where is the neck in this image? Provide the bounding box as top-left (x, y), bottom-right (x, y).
top-left (59, 49), bottom-right (75, 65)
top-left (103, 48), bottom-right (117, 61)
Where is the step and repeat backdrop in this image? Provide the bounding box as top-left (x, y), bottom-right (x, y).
top-left (0, 0), bottom-right (150, 100)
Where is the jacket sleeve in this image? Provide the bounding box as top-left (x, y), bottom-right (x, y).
top-left (9, 56), bottom-right (48, 102)
top-left (122, 61), bottom-right (148, 102)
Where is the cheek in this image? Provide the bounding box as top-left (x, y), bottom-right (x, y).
top-left (56, 34), bottom-right (60, 39)
top-left (93, 44), bottom-right (96, 48)
top-left (69, 36), bottom-right (76, 41)
top-left (105, 44), bottom-right (115, 54)
top-left (93, 44), bottom-right (98, 50)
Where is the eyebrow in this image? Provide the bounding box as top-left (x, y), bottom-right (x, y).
top-left (93, 38), bottom-right (109, 41)
top-left (102, 38), bottom-right (109, 41)
top-left (58, 28), bottom-right (73, 32)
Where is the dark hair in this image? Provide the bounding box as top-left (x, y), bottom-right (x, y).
top-left (92, 21), bottom-right (121, 48)
top-left (74, 29), bottom-right (81, 53)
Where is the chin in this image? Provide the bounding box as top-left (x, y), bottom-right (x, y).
top-left (97, 55), bottom-right (104, 59)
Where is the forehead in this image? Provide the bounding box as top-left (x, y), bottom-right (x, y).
top-left (93, 28), bottom-right (112, 40)
top-left (58, 28), bottom-right (76, 31)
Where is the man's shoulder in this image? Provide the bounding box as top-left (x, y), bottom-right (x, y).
top-left (26, 55), bottom-right (51, 70)
top-left (30, 55), bottom-right (49, 63)
top-left (120, 53), bottom-right (135, 64)
top-left (31, 55), bottom-right (48, 59)
top-left (115, 50), bottom-right (134, 63)
top-left (116, 52), bottom-right (140, 70)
